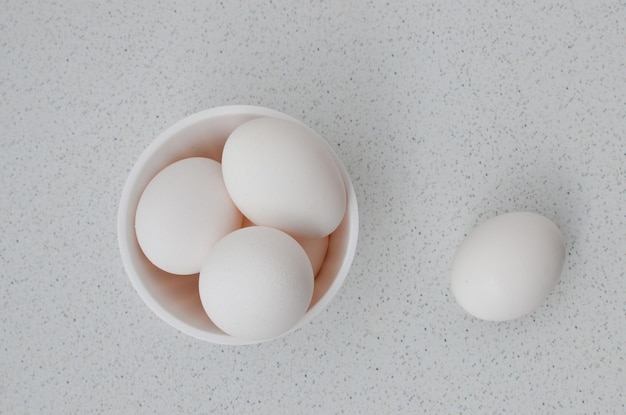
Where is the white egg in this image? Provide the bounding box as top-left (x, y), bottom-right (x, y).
top-left (450, 212), bottom-right (566, 321)
top-left (241, 216), bottom-right (329, 277)
top-left (135, 157), bottom-right (243, 275)
top-left (297, 234), bottom-right (329, 278)
top-left (199, 226), bottom-right (314, 341)
top-left (221, 117), bottom-right (346, 238)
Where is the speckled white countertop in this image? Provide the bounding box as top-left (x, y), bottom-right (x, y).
top-left (2, 1), bottom-right (624, 413)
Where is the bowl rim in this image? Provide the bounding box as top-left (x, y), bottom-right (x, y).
top-left (117, 105), bottom-right (359, 345)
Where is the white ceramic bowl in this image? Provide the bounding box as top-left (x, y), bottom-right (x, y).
top-left (117, 105), bottom-right (359, 345)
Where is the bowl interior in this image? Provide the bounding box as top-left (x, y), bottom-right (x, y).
top-left (118, 106), bottom-right (358, 344)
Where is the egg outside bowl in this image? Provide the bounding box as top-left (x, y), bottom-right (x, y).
top-left (118, 105), bottom-right (359, 345)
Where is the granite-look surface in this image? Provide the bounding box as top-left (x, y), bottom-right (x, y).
top-left (1, 1), bottom-right (624, 413)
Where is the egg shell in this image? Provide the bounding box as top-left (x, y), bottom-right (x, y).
top-left (135, 157), bottom-right (243, 275)
top-left (221, 117), bottom-right (347, 238)
top-left (450, 211), bottom-right (566, 321)
top-left (296, 234), bottom-right (329, 278)
top-left (199, 226), bottom-right (314, 341)
top-left (241, 216), bottom-right (329, 277)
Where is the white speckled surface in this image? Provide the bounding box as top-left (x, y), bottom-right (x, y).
top-left (2, 0), bottom-right (625, 413)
